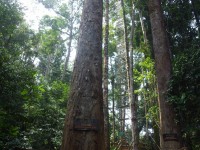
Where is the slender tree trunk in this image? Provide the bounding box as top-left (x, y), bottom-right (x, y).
top-left (142, 72), bottom-right (149, 138)
top-left (120, 0), bottom-right (129, 135)
top-left (139, 10), bottom-right (147, 44)
top-left (103, 0), bottom-right (110, 149)
top-left (61, 0), bottom-right (105, 149)
top-left (111, 59), bottom-right (115, 143)
top-left (148, 0), bottom-right (181, 149)
top-left (122, 90), bottom-right (126, 133)
top-left (61, 23), bottom-right (73, 81)
top-left (119, 79), bottom-right (123, 133)
top-left (120, 0), bottom-right (130, 88)
top-left (129, 2), bottom-right (138, 150)
top-left (61, 0), bottom-right (75, 81)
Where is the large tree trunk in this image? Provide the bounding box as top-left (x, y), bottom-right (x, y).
top-left (148, 0), bottom-right (181, 149)
top-left (61, 0), bottom-right (105, 149)
top-left (103, 0), bottom-right (110, 149)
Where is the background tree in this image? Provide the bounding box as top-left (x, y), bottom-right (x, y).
top-left (148, 0), bottom-right (181, 149)
top-left (128, 1), bottom-right (139, 149)
top-left (103, 0), bottom-right (110, 149)
top-left (38, 0), bottom-right (81, 82)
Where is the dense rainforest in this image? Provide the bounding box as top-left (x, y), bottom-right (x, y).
top-left (0, 0), bottom-right (200, 150)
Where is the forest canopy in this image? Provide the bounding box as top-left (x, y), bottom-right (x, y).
top-left (0, 0), bottom-right (200, 150)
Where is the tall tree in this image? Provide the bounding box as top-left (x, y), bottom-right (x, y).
top-left (129, 1), bottom-right (138, 149)
top-left (139, 10), bottom-right (147, 44)
top-left (121, 0), bottom-right (138, 148)
top-left (37, 29), bottom-right (65, 82)
top-left (61, 0), bottom-right (105, 149)
top-left (38, 0), bottom-right (81, 82)
top-left (120, 0), bottom-right (130, 88)
top-left (110, 58), bottom-right (116, 144)
top-left (148, 0), bottom-right (181, 149)
top-left (60, 0), bottom-right (81, 81)
top-left (103, 0), bottom-right (110, 149)
top-left (120, 0), bottom-right (130, 137)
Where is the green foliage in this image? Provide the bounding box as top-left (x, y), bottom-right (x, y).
top-left (162, 1), bottom-right (200, 148)
top-left (38, 0), bottom-right (59, 9)
top-left (0, 0), bottom-right (71, 149)
top-left (37, 29), bottom-right (66, 82)
top-left (0, 0), bottom-right (23, 39)
top-left (163, 0), bottom-right (200, 54)
top-left (40, 15), bottom-right (68, 31)
top-left (26, 80), bottom-right (69, 150)
top-left (107, 25), bottom-right (118, 57)
top-left (1, 0), bottom-right (200, 149)
top-left (168, 43), bottom-right (200, 148)
top-left (0, 1), bottom-right (38, 149)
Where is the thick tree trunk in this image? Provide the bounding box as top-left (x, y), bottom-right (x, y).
top-left (61, 0), bottom-right (105, 149)
top-left (148, 0), bottom-right (181, 149)
top-left (103, 0), bottom-right (110, 149)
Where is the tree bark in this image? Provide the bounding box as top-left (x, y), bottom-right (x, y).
top-left (111, 60), bottom-right (115, 143)
top-left (103, 0), bottom-right (110, 149)
top-left (139, 10), bottom-right (147, 44)
top-left (129, 2), bottom-right (138, 149)
top-left (120, 0), bottom-right (129, 135)
top-left (122, 90), bottom-right (126, 132)
top-left (148, 0), bottom-right (181, 149)
top-left (61, 0), bottom-right (105, 149)
top-left (121, 0), bottom-right (138, 148)
top-left (120, 0), bottom-right (130, 88)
